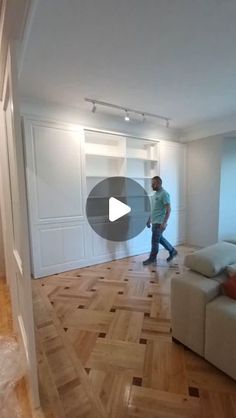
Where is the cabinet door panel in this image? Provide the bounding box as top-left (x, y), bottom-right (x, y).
top-left (23, 118), bottom-right (87, 277)
top-left (32, 125), bottom-right (83, 219)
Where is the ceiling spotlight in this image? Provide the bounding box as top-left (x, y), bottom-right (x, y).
top-left (85, 98), bottom-right (170, 125)
top-left (92, 102), bottom-right (96, 113)
top-left (124, 110), bottom-right (130, 122)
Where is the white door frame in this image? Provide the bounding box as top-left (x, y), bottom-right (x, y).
top-left (0, 41), bottom-right (40, 409)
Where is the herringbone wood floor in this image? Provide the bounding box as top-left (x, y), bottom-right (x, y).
top-left (33, 247), bottom-right (236, 418)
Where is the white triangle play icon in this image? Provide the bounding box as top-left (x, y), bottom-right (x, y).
top-left (109, 197), bottom-right (131, 222)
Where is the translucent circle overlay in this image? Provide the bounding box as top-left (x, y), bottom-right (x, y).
top-left (86, 176), bottom-right (151, 242)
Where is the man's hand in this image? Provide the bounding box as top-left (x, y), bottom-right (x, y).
top-left (160, 222), bottom-right (167, 231)
top-left (146, 219), bottom-right (151, 228)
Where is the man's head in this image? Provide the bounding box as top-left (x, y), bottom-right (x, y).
top-left (152, 176), bottom-right (162, 191)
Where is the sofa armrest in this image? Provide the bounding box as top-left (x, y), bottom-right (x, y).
top-left (171, 270), bottom-right (221, 356)
top-left (205, 296), bottom-right (236, 380)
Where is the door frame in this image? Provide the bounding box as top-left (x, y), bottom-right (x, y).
top-left (0, 41), bottom-right (40, 409)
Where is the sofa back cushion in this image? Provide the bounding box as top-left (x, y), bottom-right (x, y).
top-left (184, 242), bottom-right (236, 278)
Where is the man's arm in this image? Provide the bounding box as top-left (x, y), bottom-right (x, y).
top-left (161, 203), bottom-right (171, 230)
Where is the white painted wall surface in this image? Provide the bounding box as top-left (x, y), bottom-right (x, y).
top-left (186, 135), bottom-right (222, 247)
top-left (159, 141), bottom-right (186, 246)
top-left (218, 137), bottom-right (236, 240)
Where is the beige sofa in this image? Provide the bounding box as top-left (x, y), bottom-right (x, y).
top-left (171, 242), bottom-right (236, 380)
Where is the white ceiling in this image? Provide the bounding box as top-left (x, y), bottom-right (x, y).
top-left (19, 0), bottom-right (236, 131)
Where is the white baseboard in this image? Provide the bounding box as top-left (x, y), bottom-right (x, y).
top-left (32, 238), bottom-right (186, 279)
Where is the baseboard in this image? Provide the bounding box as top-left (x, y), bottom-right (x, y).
top-left (32, 247), bottom-right (151, 278)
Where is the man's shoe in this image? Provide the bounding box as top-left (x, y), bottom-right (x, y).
top-left (143, 258), bottom-right (156, 266)
top-left (166, 249), bottom-right (178, 262)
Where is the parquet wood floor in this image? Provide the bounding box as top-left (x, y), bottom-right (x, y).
top-left (33, 247), bottom-right (236, 418)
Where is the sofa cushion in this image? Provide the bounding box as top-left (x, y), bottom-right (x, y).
top-left (222, 275), bottom-right (236, 300)
top-left (184, 242), bottom-right (236, 278)
top-left (227, 263), bottom-right (236, 277)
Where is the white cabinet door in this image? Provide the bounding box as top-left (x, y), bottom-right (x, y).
top-left (23, 118), bottom-right (88, 277)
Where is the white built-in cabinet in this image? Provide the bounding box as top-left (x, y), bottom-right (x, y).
top-left (23, 116), bottom-right (186, 278)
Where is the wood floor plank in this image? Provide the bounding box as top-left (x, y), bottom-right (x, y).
top-left (62, 309), bottom-right (114, 333)
top-left (106, 310), bottom-right (144, 343)
top-left (86, 338), bottom-right (146, 377)
top-left (88, 287), bottom-right (118, 311)
top-left (199, 389), bottom-right (236, 418)
top-left (184, 349), bottom-right (236, 395)
top-left (103, 372), bottom-right (132, 418)
top-left (113, 295), bottom-right (151, 313)
top-left (142, 340), bottom-right (188, 395)
top-left (128, 385), bottom-right (202, 418)
top-left (66, 329), bottom-right (99, 366)
top-left (150, 294), bottom-right (170, 319)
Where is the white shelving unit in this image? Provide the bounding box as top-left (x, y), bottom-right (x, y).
top-left (84, 132), bottom-right (159, 228)
top-left (85, 131), bottom-right (126, 195)
top-left (84, 131), bottom-right (159, 187)
top-left (126, 138), bottom-right (159, 195)
top-left (83, 131), bottom-right (159, 264)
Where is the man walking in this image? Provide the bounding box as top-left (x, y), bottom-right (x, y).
top-left (143, 176), bottom-right (177, 265)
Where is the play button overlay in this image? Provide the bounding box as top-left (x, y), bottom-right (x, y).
top-left (109, 197), bottom-right (131, 222)
top-left (86, 177), bottom-right (151, 242)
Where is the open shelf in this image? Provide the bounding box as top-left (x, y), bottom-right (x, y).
top-left (127, 158), bottom-right (158, 179)
top-left (85, 130), bottom-right (126, 158)
top-left (126, 138), bottom-right (158, 161)
top-left (85, 153), bottom-right (125, 159)
top-left (126, 156), bottom-right (157, 162)
top-left (86, 154), bottom-right (125, 177)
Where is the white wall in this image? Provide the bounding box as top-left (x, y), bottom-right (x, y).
top-left (159, 141), bottom-right (186, 245)
top-left (218, 137), bottom-right (236, 240)
top-left (186, 135), bottom-right (223, 247)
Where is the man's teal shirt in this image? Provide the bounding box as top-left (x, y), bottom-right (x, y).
top-left (151, 188), bottom-right (170, 224)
